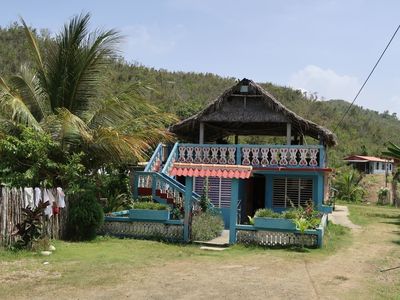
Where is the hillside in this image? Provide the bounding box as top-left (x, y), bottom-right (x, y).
top-left (1, 23), bottom-right (400, 167)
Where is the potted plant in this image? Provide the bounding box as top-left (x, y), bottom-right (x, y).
top-left (253, 208), bottom-right (296, 230)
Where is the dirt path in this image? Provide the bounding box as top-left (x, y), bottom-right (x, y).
top-left (330, 205), bottom-right (361, 229)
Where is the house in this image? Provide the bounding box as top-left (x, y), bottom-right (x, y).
top-left (105, 79), bottom-right (336, 247)
top-left (344, 155), bottom-right (393, 174)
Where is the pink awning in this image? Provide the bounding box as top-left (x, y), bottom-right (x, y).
top-left (170, 163), bottom-right (252, 179)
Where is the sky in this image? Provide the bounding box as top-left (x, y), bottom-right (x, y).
top-left (1, 0), bottom-right (400, 116)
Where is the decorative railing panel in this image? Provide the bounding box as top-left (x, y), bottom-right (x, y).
top-left (134, 171), bottom-right (200, 206)
top-left (175, 144), bottom-right (325, 168)
top-left (237, 230), bottom-right (318, 247)
top-left (99, 220), bottom-right (184, 242)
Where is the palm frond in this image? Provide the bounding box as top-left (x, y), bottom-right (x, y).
top-left (7, 65), bottom-right (51, 121)
top-left (20, 17), bottom-right (49, 95)
top-left (89, 127), bottom-right (151, 164)
top-left (44, 12), bottom-right (121, 116)
top-left (0, 77), bottom-right (42, 130)
top-left (41, 108), bottom-right (93, 148)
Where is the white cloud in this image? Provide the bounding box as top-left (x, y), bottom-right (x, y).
top-left (289, 65), bottom-right (360, 101)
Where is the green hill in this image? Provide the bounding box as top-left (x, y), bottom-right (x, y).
top-left (1, 23), bottom-right (399, 167)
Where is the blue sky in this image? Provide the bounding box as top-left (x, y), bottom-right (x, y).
top-left (1, 0), bottom-right (400, 115)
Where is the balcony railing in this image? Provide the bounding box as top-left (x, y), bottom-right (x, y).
top-left (174, 143), bottom-right (325, 168)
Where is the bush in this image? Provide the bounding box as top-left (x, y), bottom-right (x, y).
top-left (282, 209), bottom-right (299, 220)
top-left (66, 186), bottom-right (104, 241)
top-left (254, 208), bottom-right (281, 218)
top-left (131, 201), bottom-right (169, 210)
top-left (333, 167), bottom-right (365, 202)
top-left (191, 211), bottom-right (224, 241)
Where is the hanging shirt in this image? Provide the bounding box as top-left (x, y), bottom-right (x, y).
top-left (56, 187), bottom-right (66, 208)
top-left (24, 187), bottom-right (34, 208)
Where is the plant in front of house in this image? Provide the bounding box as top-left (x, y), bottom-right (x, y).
top-left (254, 208), bottom-right (281, 218)
top-left (12, 200), bottom-right (49, 250)
top-left (333, 167), bottom-right (365, 202)
top-left (66, 183), bottom-right (104, 241)
top-left (191, 210), bottom-right (224, 241)
top-left (377, 187), bottom-right (390, 205)
top-left (131, 201), bottom-right (169, 210)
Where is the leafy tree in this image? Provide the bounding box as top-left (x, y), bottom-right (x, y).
top-left (333, 168), bottom-right (365, 202)
top-left (0, 13), bottom-right (174, 170)
top-left (382, 142), bottom-right (400, 207)
top-left (0, 126), bottom-right (63, 187)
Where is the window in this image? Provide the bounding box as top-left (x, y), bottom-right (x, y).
top-left (194, 177), bottom-right (231, 208)
top-left (272, 177), bottom-right (313, 208)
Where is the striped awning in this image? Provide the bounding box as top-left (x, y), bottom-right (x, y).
top-left (170, 163), bottom-right (252, 179)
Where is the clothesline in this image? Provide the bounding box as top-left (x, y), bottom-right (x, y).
top-left (18, 187), bottom-right (65, 218)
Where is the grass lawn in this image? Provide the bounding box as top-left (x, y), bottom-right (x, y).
top-left (0, 204), bottom-right (399, 299)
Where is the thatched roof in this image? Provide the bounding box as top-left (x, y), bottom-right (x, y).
top-left (170, 78), bottom-right (337, 147)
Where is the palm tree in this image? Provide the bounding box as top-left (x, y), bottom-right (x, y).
top-left (0, 13), bottom-right (174, 168)
top-left (382, 142), bottom-right (400, 207)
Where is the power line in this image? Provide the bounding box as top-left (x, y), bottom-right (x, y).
top-left (334, 24), bottom-right (400, 131)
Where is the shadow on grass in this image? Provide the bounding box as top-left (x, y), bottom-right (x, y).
top-left (381, 220), bottom-right (400, 226)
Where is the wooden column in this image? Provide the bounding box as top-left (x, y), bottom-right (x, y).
top-left (229, 178), bottom-right (239, 244)
top-left (286, 123), bottom-right (292, 145)
top-left (234, 135), bottom-right (239, 144)
top-left (183, 177), bottom-right (193, 242)
top-left (199, 122), bottom-right (204, 144)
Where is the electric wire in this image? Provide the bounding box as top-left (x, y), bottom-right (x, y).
top-left (333, 24), bottom-right (400, 131)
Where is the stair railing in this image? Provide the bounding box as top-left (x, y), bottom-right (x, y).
top-left (144, 143), bottom-right (164, 172)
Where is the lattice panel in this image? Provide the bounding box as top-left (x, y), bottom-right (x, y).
top-left (237, 230), bottom-right (318, 247)
top-left (99, 221), bottom-right (184, 242)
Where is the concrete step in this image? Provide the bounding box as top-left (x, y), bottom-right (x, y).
top-left (199, 246), bottom-right (228, 251)
top-left (193, 240), bottom-right (230, 248)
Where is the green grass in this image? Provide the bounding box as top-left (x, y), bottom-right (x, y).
top-left (1, 204), bottom-right (392, 299)
top-left (345, 203), bottom-right (400, 226)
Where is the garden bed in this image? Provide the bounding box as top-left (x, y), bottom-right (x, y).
top-left (128, 209), bottom-right (170, 221)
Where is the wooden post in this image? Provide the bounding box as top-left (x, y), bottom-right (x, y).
top-left (133, 172), bottom-right (139, 199)
top-left (234, 135), bottom-right (239, 144)
top-left (229, 178), bottom-right (239, 244)
top-left (286, 123), bottom-right (291, 145)
top-left (183, 177), bottom-right (193, 242)
top-left (199, 122), bottom-right (204, 144)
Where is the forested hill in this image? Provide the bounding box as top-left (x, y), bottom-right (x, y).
top-left (1, 24), bottom-right (400, 167)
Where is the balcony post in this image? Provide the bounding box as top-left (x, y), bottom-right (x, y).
top-left (286, 123), bottom-right (291, 145)
top-left (183, 177), bottom-right (193, 242)
top-left (199, 122), bottom-right (204, 144)
top-left (229, 178), bottom-right (239, 244)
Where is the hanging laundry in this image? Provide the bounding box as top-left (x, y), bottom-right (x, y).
top-left (43, 189), bottom-right (53, 217)
top-left (24, 187), bottom-right (34, 208)
top-left (56, 187), bottom-right (66, 208)
top-left (34, 187), bottom-right (42, 207)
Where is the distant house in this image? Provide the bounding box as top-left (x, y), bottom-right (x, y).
top-left (344, 155), bottom-right (393, 174)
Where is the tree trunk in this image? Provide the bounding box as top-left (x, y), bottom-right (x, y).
top-left (392, 171), bottom-right (400, 207)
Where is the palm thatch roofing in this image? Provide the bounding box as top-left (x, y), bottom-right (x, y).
top-left (170, 78), bottom-right (337, 147)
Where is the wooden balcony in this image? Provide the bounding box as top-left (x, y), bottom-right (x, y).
top-left (172, 143), bottom-right (326, 169)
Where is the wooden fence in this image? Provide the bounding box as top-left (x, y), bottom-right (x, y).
top-left (0, 187), bottom-right (68, 248)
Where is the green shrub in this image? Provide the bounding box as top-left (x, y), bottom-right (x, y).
top-left (333, 167), bottom-right (365, 202)
top-left (191, 211), bottom-right (224, 241)
top-left (282, 209), bottom-right (299, 219)
top-left (254, 208), bottom-right (281, 218)
top-left (131, 201), bottom-right (169, 210)
top-left (66, 186), bottom-right (104, 241)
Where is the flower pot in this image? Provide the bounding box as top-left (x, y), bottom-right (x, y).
top-left (129, 209), bottom-right (170, 221)
top-left (138, 187), bottom-right (152, 196)
top-left (254, 217), bottom-right (296, 230)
